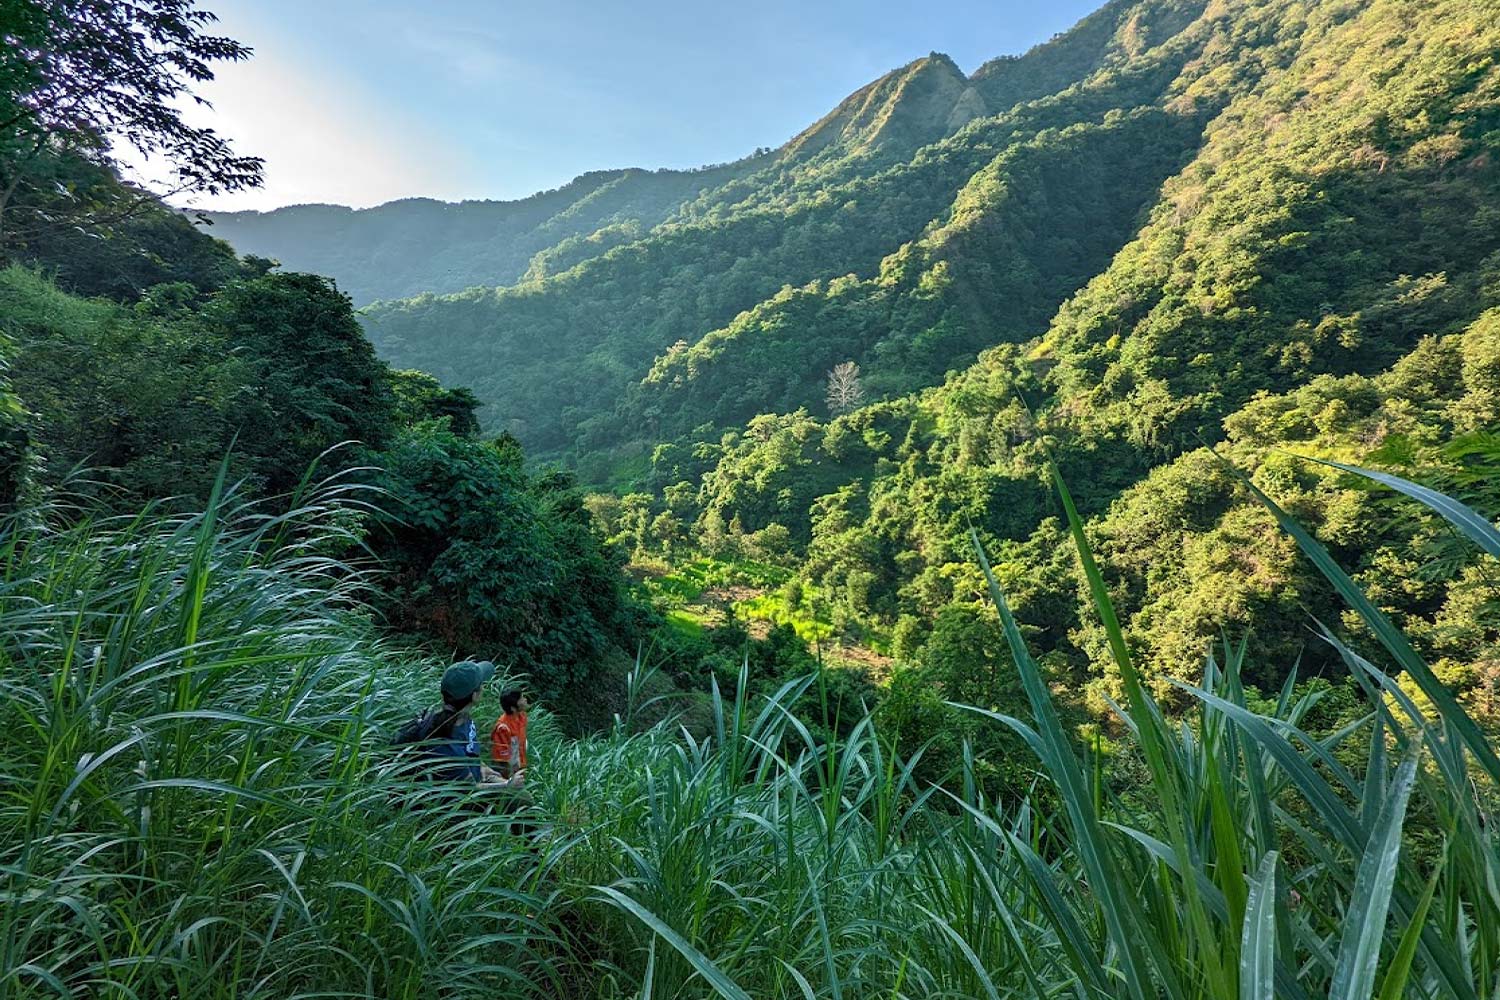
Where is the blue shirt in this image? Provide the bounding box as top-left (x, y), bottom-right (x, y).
top-left (428, 712), bottom-right (482, 782)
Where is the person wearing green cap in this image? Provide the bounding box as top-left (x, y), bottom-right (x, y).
top-left (423, 660), bottom-right (525, 788)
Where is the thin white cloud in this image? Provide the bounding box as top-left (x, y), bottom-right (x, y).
top-left (400, 23), bottom-right (513, 87)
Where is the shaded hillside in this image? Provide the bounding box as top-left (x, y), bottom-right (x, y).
top-left (613, 106), bottom-right (1205, 451)
top-left (203, 161), bottom-right (762, 304)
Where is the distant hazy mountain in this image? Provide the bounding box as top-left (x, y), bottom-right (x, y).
top-left (201, 161), bottom-right (764, 305)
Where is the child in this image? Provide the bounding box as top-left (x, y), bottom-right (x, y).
top-left (490, 687), bottom-right (529, 779)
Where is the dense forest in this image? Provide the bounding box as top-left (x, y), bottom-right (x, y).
top-left (5, 0), bottom-right (1500, 997)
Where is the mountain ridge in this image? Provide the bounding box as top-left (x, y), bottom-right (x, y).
top-left (201, 159), bottom-right (766, 304)
top-left (201, 1), bottom-right (1186, 306)
top-left (354, 0), bottom-right (1228, 456)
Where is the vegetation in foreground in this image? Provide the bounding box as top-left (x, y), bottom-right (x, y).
top-left (4, 457), bottom-right (1498, 999)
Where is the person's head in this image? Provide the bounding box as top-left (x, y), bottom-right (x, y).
top-left (440, 660), bottom-right (495, 709)
top-left (500, 687), bottom-right (528, 715)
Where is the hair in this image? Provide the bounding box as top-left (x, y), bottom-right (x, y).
top-left (433, 689), bottom-right (477, 739)
top-left (500, 688), bottom-right (524, 714)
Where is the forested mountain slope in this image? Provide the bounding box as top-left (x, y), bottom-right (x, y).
top-left (203, 161), bottom-right (762, 305)
top-left (358, 0), bottom-right (1227, 457)
top-left (640, 0), bottom-right (1500, 707)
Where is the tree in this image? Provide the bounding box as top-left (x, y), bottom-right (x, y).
top-left (388, 368), bottom-right (481, 436)
top-left (371, 423), bottom-right (635, 703)
top-left (825, 360), bottom-right (865, 416)
top-left (0, 0), bottom-right (262, 244)
top-left (202, 271), bottom-right (394, 494)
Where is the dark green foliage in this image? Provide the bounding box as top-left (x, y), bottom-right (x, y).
top-left (2, 266), bottom-right (396, 504)
top-left (0, 330), bottom-right (26, 508)
top-left (203, 271), bottom-right (395, 494)
top-left (4, 152), bottom-right (248, 300)
top-left (2, 255), bottom-right (649, 716)
top-left (877, 602), bottom-right (1046, 797)
top-left (2, 266), bottom-right (245, 502)
top-left (370, 423), bottom-right (636, 703)
top-left (0, 0), bottom-right (261, 247)
top-left (389, 368), bottom-right (482, 436)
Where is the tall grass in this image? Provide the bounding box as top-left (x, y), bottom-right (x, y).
top-left (570, 457), bottom-right (1500, 999)
top-left (0, 476), bottom-right (555, 999)
top-left (2, 457), bottom-right (1497, 998)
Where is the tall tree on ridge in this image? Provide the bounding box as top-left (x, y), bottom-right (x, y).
top-left (826, 360), bottom-right (866, 416)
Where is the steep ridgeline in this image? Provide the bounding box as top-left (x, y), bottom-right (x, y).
top-left (203, 162), bottom-right (763, 305)
top-left (358, 0), bottom-right (1218, 459)
top-left (209, 0), bottom-right (1205, 312)
top-left (658, 0), bottom-right (1500, 708)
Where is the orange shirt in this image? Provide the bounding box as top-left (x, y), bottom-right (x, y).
top-left (490, 711), bottom-right (527, 767)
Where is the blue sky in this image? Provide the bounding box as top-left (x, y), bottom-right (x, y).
top-left (166, 0), bottom-right (1104, 212)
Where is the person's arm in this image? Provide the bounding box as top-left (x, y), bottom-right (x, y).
top-left (480, 764), bottom-right (524, 786)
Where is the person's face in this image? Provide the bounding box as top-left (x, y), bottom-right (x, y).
top-left (519, 693), bottom-right (530, 713)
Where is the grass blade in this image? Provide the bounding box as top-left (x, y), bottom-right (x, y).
top-left (1377, 845), bottom-right (1446, 1000)
top-left (1301, 457), bottom-right (1500, 558)
top-left (1330, 747), bottom-right (1421, 1000)
top-left (1224, 457), bottom-right (1500, 786)
top-left (594, 886), bottom-right (753, 1000)
top-left (970, 526), bottom-right (1171, 1000)
top-left (1241, 851), bottom-right (1277, 1000)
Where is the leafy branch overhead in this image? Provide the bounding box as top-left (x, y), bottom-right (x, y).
top-left (0, 0), bottom-right (262, 243)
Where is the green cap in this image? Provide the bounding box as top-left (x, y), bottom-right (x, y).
top-left (441, 660), bottom-right (495, 701)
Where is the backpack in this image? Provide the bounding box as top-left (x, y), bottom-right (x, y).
top-left (387, 706), bottom-right (456, 797)
top-left (391, 706), bottom-right (444, 749)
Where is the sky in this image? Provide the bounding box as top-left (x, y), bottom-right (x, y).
top-left (149, 0), bottom-right (1105, 213)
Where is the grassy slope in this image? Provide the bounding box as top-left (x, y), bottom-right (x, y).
top-left (6, 450), bottom-right (1500, 998)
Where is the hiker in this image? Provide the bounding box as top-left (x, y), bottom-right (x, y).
top-left (403, 659), bottom-right (524, 788)
top-left (490, 687), bottom-right (529, 779)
